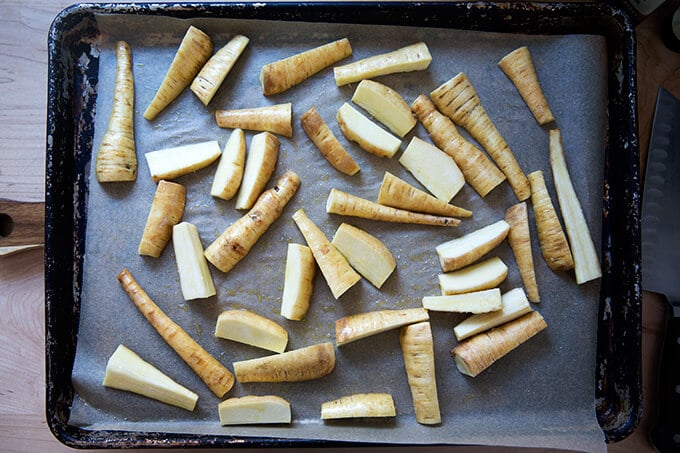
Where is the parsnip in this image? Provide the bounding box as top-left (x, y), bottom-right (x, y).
top-left (422, 288), bottom-right (502, 314)
top-left (210, 128), bottom-right (246, 201)
top-left (439, 257), bottom-right (508, 295)
top-left (280, 243), bottom-right (316, 321)
top-left (145, 141), bottom-right (222, 183)
top-left (235, 131), bottom-right (279, 210)
top-left (117, 269), bottom-right (234, 397)
top-left (321, 393), bottom-right (396, 419)
top-left (436, 220), bottom-right (510, 272)
top-left (498, 46), bottom-right (555, 125)
top-left (300, 107), bottom-right (360, 176)
top-left (191, 34), bottom-right (249, 106)
top-left (95, 41), bottom-right (136, 182)
top-left (334, 42), bottom-right (432, 86)
top-left (451, 311), bottom-right (547, 377)
top-left (215, 103), bottom-right (293, 137)
top-left (205, 171), bottom-right (300, 273)
top-left (453, 288), bottom-right (532, 341)
top-left (260, 38), bottom-right (352, 95)
top-left (411, 94), bottom-right (505, 197)
top-left (399, 321), bottom-right (441, 425)
top-left (326, 189), bottom-right (461, 227)
top-left (144, 26), bottom-right (213, 120)
top-left (336, 102), bottom-right (401, 158)
top-left (233, 342), bottom-right (335, 383)
top-left (549, 129), bottom-right (601, 284)
top-left (215, 310), bottom-right (288, 353)
top-left (505, 202), bottom-right (539, 302)
top-left (335, 308), bottom-right (429, 346)
top-left (351, 80), bottom-right (416, 137)
top-left (219, 395), bottom-right (292, 425)
top-left (292, 209), bottom-right (361, 300)
top-left (430, 72), bottom-right (530, 201)
top-left (138, 180), bottom-right (186, 258)
top-left (528, 170), bottom-right (574, 272)
top-left (172, 222), bottom-right (216, 300)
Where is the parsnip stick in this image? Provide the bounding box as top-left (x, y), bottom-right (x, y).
top-left (117, 269), bottom-right (234, 397)
top-left (498, 46), bottom-right (555, 126)
top-left (210, 128), bottom-right (246, 201)
top-left (144, 26), bottom-right (213, 120)
top-left (422, 288), bottom-right (502, 314)
top-left (280, 243), bottom-right (316, 321)
top-left (95, 41), bottom-right (136, 182)
top-left (436, 220), bottom-right (510, 272)
top-left (430, 72), bottom-right (530, 201)
top-left (321, 393), bottom-right (396, 419)
top-left (300, 106), bottom-right (360, 176)
top-left (260, 38), bottom-right (352, 95)
top-left (399, 321), bottom-right (441, 425)
top-left (528, 170), bottom-right (574, 272)
top-left (411, 94), bottom-right (505, 197)
top-left (215, 309), bottom-right (288, 353)
top-left (505, 202), bottom-right (539, 302)
top-left (326, 189), bottom-right (461, 227)
top-left (292, 209), bottom-right (361, 299)
top-left (451, 311), bottom-right (547, 377)
top-left (172, 222), bottom-right (216, 300)
top-left (549, 129), bottom-right (601, 284)
top-left (351, 80), bottom-right (416, 137)
top-left (204, 170), bottom-right (300, 273)
top-left (235, 131), bottom-right (279, 210)
top-left (439, 257), bottom-right (508, 295)
top-left (219, 395), bottom-right (291, 425)
top-left (336, 102), bottom-right (402, 158)
top-left (233, 342), bottom-right (335, 383)
top-left (335, 308), bottom-right (429, 346)
top-left (215, 103), bottom-right (293, 137)
top-left (191, 34), bottom-right (249, 106)
top-left (138, 180), bottom-right (186, 258)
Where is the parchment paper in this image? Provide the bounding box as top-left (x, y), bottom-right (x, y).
top-left (68, 13), bottom-right (608, 452)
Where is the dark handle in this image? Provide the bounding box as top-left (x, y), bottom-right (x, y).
top-left (0, 199), bottom-right (45, 247)
top-left (650, 301), bottom-right (680, 452)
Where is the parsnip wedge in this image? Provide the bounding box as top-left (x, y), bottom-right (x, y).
top-left (335, 307), bottom-right (429, 346)
top-left (422, 288), bottom-right (502, 314)
top-left (439, 257), bottom-right (508, 295)
top-left (145, 141), bottom-right (221, 183)
top-left (219, 395), bottom-right (291, 425)
top-left (505, 202), bottom-right (539, 302)
top-left (351, 80), bottom-right (416, 137)
top-left (336, 102), bottom-right (401, 158)
top-left (334, 42), bottom-right (432, 86)
top-left (233, 342), bottom-right (335, 383)
top-left (331, 223), bottom-right (396, 289)
top-left (172, 222), bottom-right (216, 300)
top-left (138, 180), bottom-right (186, 257)
top-left (235, 131), bottom-right (279, 210)
top-left (301, 106), bottom-right (360, 176)
top-left (215, 310), bottom-right (288, 353)
top-left (436, 220), bottom-right (510, 272)
top-left (210, 128), bottom-right (246, 201)
top-left (191, 34), bottom-right (249, 106)
top-left (400, 321), bottom-right (440, 425)
top-left (216, 103), bottom-right (293, 137)
top-left (321, 393), bottom-right (396, 419)
top-left (280, 243), bottom-right (316, 321)
top-left (399, 136), bottom-right (465, 202)
top-left (453, 287), bottom-right (532, 341)
top-left (103, 344), bottom-right (198, 411)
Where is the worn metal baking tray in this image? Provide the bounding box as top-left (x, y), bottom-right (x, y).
top-left (45, 1), bottom-right (641, 449)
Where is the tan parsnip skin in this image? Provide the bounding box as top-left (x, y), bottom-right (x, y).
top-left (191, 35), bottom-right (249, 106)
top-left (96, 41), bottom-right (136, 182)
top-left (215, 103), bottom-right (293, 137)
top-left (117, 269), bottom-right (234, 397)
top-left (138, 180), bottom-right (186, 258)
top-left (233, 342), bottom-right (335, 383)
top-left (505, 202), bottom-right (540, 302)
top-left (335, 308), bottom-right (430, 346)
top-left (321, 393), bottom-right (396, 419)
top-left (300, 107), bottom-right (360, 176)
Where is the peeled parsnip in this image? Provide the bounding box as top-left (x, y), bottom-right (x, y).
top-left (235, 131), bottom-right (279, 210)
top-left (172, 222), bottom-right (216, 301)
top-left (138, 180), bottom-right (186, 258)
top-left (300, 106), bottom-right (360, 176)
top-left (218, 395), bottom-right (291, 425)
top-left (321, 393), bottom-right (396, 419)
top-left (422, 288), bottom-right (502, 314)
top-left (191, 34), bottom-right (249, 106)
top-left (335, 308), bottom-right (429, 346)
top-left (233, 342), bottom-right (335, 383)
top-left (215, 310), bottom-right (288, 353)
top-left (505, 202), bottom-right (540, 302)
top-left (453, 288), bottom-right (533, 341)
top-left (336, 102), bottom-right (402, 158)
top-left (95, 41), bottom-right (136, 183)
top-left (436, 220), bottom-right (510, 272)
top-left (210, 128), bottom-right (246, 201)
top-left (439, 257), bottom-right (508, 295)
top-left (215, 103), bottom-right (293, 137)
top-left (280, 243), bottom-right (316, 321)
top-left (351, 80), bottom-right (416, 137)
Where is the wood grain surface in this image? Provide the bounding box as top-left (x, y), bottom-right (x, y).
top-left (0, 1), bottom-right (678, 452)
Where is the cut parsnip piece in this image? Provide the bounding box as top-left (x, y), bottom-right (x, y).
top-left (172, 222), bottom-right (216, 300)
top-left (205, 171), bottom-right (300, 273)
top-left (498, 46), bottom-right (555, 126)
top-left (219, 395), bottom-right (291, 425)
top-left (215, 310), bottom-right (288, 353)
top-left (145, 140), bottom-right (222, 183)
top-left (321, 393), bottom-right (396, 419)
top-left (505, 202), bottom-right (539, 302)
top-left (300, 107), bottom-right (360, 176)
top-left (549, 129), bottom-right (601, 284)
top-left (210, 128), bottom-right (246, 200)
top-left (336, 102), bottom-right (401, 158)
top-left (399, 136), bottom-right (465, 202)
top-left (528, 170), bottom-right (574, 272)
top-left (411, 94), bottom-right (505, 197)
top-left (216, 103), bottom-right (292, 137)
top-left (191, 34), bottom-right (249, 106)
top-left (422, 288), bottom-right (502, 314)
top-left (233, 342), bottom-right (335, 383)
top-left (260, 38), bottom-right (352, 95)
top-left (436, 220), bottom-right (510, 272)
top-left (117, 269), bottom-right (234, 397)
top-left (95, 41), bottom-right (136, 183)
top-left (452, 311), bottom-right (547, 377)
top-left (431, 72), bottom-right (530, 201)
top-left (327, 189), bottom-right (461, 227)
top-left (144, 26), bottom-right (213, 120)
top-left (439, 257), bottom-right (508, 295)
top-left (331, 223), bottom-right (396, 289)
top-left (292, 209), bottom-right (361, 299)
top-left (454, 288), bottom-right (532, 341)
top-left (138, 180), bottom-right (186, 258)
top-left (235, 132), bottom-right (279, 210)
top-left (103, 344), bottom-right (198, 411)
top-left (334, 42), bottom-right (432, 86)
top-left (280, 243), bottom-right (316, 321)
top-left (335, 308), bottom-right (429, 346)
top-left (400, 321), bottom-right (440, 425)
top-left (351, 80), bottom-right (416, 137)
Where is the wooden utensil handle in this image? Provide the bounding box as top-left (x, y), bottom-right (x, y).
top-left (0, 199), bottom-right (45, 246)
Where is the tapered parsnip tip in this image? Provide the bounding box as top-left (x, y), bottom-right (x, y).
top-left (504, 202), bottom-right (540, 302)
top-left (300, 106), bottom-right (360, 176)
top-left (191, 34), bottom-right (249, 106)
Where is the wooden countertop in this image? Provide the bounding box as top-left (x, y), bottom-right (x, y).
top-left (1, 1), bottom-right (678, 452)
